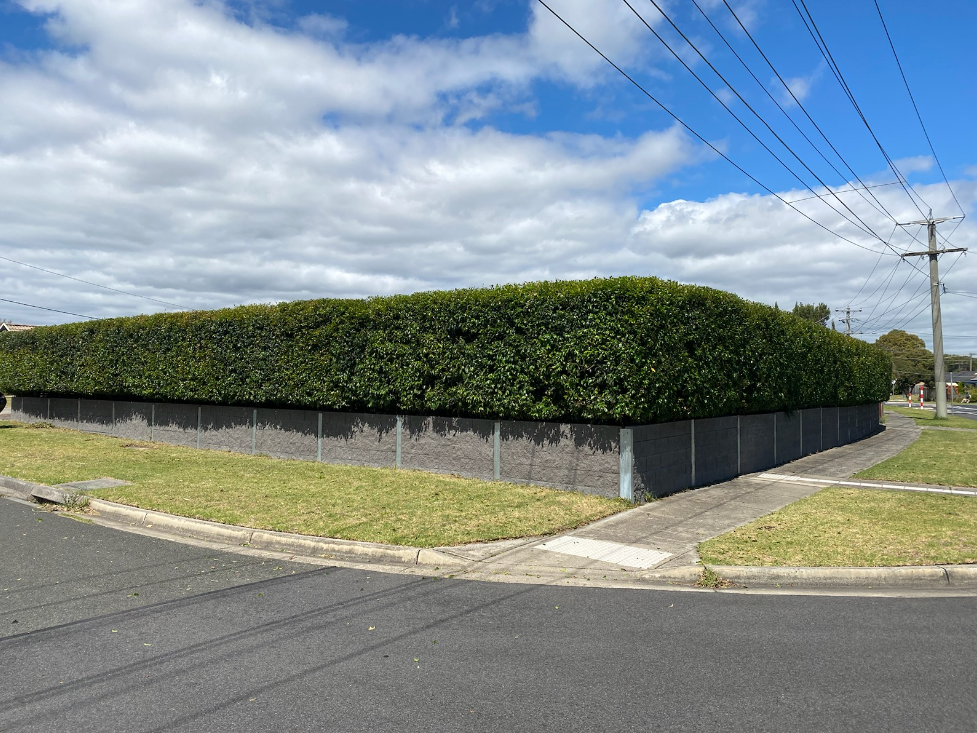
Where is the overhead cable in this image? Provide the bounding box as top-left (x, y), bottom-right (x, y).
top-left (0, 253), bottom-right (186, 310)
top-left (872, 0), bottom-right (966, 219)
top-left (697, 0), bottom-right (900, 225)
top-left (626, 0), bottom-right (887, 242)
top-left (792, 0), bottom-right (930, 219)
top-left (533, 0), bottom-right (892, 254)
top-left (0, 296), bottom-right (95, 320)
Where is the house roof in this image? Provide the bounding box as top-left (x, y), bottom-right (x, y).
top-left (948, 370), bottom-right (977, 385)
top-left (0, 323), bottom-right (36, 332)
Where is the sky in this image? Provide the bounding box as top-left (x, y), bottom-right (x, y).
top-left (0, 0), bottom-right (975, 356)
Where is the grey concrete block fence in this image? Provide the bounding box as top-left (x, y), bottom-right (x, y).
top-left (9, 396), bottom-right (881, 502)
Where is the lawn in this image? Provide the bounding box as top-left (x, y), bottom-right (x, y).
top-left (0, 421), bottom-right (627, 547)
top-left (886, 405), bottom-right (977, 430)
top-left (855, 430), bottom-right (977, 488)
top-left (698, 487), bottom-right (977, 567)
top-left (699, 422), bottom-right (977, 567)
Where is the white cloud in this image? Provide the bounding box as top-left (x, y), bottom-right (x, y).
top-left (775, 64), bottom-right (823, 106)
top-left (0, 0), bottom-right (973, 354)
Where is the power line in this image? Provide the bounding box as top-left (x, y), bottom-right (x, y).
top-left (0, 253), bottom-right (186, 310)
top-left (625, 0), bottom-right (887, 242)
top-left (533, 0), bottom-right (894, 255)
top-left (792, 0), bottom-right (930, 219)
top-left (698, 0), bottom-right (900, 224)
top-left (872, 0), bottom-right (966, 219)
top-left (847, 241), bottom-right (889, 307)
top-left (0, 296), bottom-right (95, 320)
top-left (784, 182), bottom-right (899, 206)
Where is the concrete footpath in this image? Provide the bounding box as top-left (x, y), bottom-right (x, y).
top-left (3, 409), bottom-right (977, 594)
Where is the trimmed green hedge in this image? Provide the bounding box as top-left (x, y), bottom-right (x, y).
top-left (0, 277), bottom-right (890, 424)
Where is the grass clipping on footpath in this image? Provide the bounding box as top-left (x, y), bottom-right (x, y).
top-left (0, 421), bottom-right (627, 548)
top-left (699, 487), bottom-right (977, 567)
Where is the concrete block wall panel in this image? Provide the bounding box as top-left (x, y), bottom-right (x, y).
top-left (775, 412), bottom-right (802, 464)
top-left (856, 403), bottom-right (881, 440)
top-left (255, 408), bottom-right (317, 461)
top-left (801, 408), bottom-right (822, 456)
top-left (48, 398), bottom-right (80, 431)
top-left (152, 403), bottom-right (199, 448)
top-left (693, 416), bottom-right (739, 486)
top-left (739, 413), bottom-right (776, 474)
top-left (632, 421), bottom-right (692, 499)
top-left (78, 399), bottom-right (115, 435)
top-left (10, 395), bottom-right (47, 422)
top-left (199, 406), bottom-right (253, 454)
top-left (500, 421), bottom-right (619, 498)
top-left (821, 406), bottom-right (841, 449)
top-left (838, 407), bottom-right (854, 446)
top-left (402, 416), bottom-right (495, 480)
top-left (320, 413), bottom-right (397, 468)
top-left (111, 402), bottom-right (152, 441)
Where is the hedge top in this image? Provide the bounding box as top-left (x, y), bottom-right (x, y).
top-left (0, 276), bottom-right (890, 424)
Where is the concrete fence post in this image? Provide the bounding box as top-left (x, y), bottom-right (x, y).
top-left (799, 411), bottom-right (803, 456)
top-left (493, 421), bottom-right (501, 480)
top-left (773, 412), bottom-right (778, 465)
top-left (395, 415), bottom-right (402, 469)
top-left (619, 427), bottom-right (633, 501)
top-left (690, 419), bottom-right (696, 487)
top-left (196, 406), bottom-right (201, 449)
top-left (252, 409), bottom-right (258, 455)
top-left (317, 412), bottom-right (323, 462)
top-left (736, 415), bottom-right (741, 475)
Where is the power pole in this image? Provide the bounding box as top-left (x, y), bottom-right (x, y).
top-left (899, 210), bottom-right (967, 418)
top-left (834, 307), bottom-right (861, 336)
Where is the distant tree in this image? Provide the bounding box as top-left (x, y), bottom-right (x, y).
top-left (791, 302), bottom-right (831, 327)
top-left (874, 330), bottom-right (933, 394)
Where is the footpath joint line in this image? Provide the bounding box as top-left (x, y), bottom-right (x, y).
top-left (758, 472), bottom-right (977, 497)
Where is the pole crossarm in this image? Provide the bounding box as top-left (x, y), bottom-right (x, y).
top-left (901, 247), bottom-right (967, 258)
top-left (897, 215), bottom-right (964, 227)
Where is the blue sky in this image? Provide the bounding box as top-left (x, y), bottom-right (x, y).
top-left (0, 0), bottom-right (974, 353)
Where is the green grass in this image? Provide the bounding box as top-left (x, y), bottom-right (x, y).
top-left (700, 418), bottom-right (977, 567)
top-left (699, 487), bottom-right (977, 566)
top-left (886, 405), bottom-right (977, 430)
top-left (855, 430), bottom-right (977, 488)
top-left (0, 421), bottom-right (627, 547)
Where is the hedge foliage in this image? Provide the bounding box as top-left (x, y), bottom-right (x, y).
top-left (0, 277), bottom-right (890, 424)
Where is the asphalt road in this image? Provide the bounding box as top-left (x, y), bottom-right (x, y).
top-left (3, 499), bottom-right (977, 732)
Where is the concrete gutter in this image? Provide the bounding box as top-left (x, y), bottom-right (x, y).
top-left (697, 564), bottom-right (977, 589)
top-left (4, 471), bottom-right (977, 590)
top-left (86, 498), bottom-right (471, 569)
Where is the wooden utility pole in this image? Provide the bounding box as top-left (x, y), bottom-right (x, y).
top-left (899, 210), bottom-right (967, 418)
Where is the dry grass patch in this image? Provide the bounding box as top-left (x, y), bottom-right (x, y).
top-left (699, 487), bottom-right (977, 567)
top-left (0, 421), bottom-right (627, 547)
